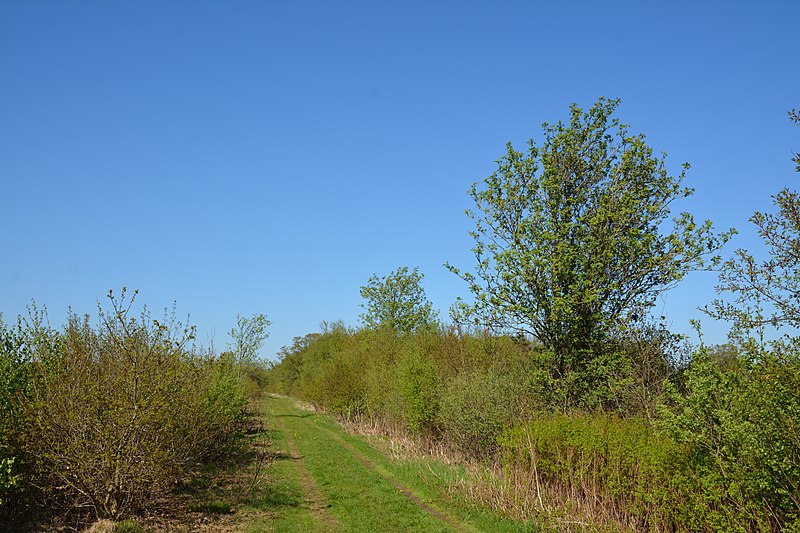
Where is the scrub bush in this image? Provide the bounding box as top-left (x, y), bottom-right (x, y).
top-left (0, 323), bottom-right (26, 507)
top-left (18, 291), bottom-right (247, 520)
top-left (398, 347), bottom-right (440, 433)
top-left (360, 330), bottom-right (405, 423)
top-left (0, 305), bottom-right (57, 512)
top-left (296, 328), bottom-right (367, 416)
top-left (658, 346), bottom-right (800, 530)
top-left (437, 367), bottom-right (532, 457)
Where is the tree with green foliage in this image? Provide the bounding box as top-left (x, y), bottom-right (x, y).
top-left (708, 189), bottom-right (800, 341)
top-left (359, 266), bottom-right (438, 334)
top-left (228, 313), bottom-right (271, 377)
top-left (447, 97), bottom-right (732, 377)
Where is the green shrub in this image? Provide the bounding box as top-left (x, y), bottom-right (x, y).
top-left (313, 352), bottom-right (367, 416)
top-left (201, 353), bottom-right (248, 451)
top-left (399, 347), bottom-right (439, 433)
top-left (658, 346), bottom-right (800, 530)
top-left (437, 367), bottom-right (531, 457)
top-left (0, 324), bottom-right (25, 507)
top-left (19, 292), bottom-right (246, 519)
top-left (0, 306), bottom-right (57, 511)
top-left (360, 330), bottom-right (405, 423)
top-left (295, 330), bottom-right (367, 417)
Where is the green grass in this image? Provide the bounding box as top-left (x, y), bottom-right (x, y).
top-left (240, 419), bottom-right (324, 532)
top-left (175, 409), bottom-right (321, 531)
top-left (258, 395), bottom-right (543, 532)
top-left (113, 519), bottom-right (143, 533)
top-left (187, 500), bottom-right (233, 514)
top-left (267, 397), bottom-right (446, 532)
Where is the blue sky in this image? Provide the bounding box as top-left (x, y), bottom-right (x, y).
top-left (1, 1), bottom-right (798, 358)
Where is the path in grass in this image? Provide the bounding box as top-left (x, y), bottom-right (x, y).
top-left (281, 421), bottom-right (341, 530)
top-left (308, 420), bottom-right (460, 528)
top-left (263, 394), bottom-right (472, 532)
top-left (233, 395), bottom-right (543, 532)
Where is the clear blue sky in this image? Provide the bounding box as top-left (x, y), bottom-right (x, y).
top-left (2, 1), bottom-right (798, 358)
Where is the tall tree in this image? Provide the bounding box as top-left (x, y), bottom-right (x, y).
top-left (359, 266), bottom-right (438, 334)
top-left (448, 97), bottom-right (732, 374)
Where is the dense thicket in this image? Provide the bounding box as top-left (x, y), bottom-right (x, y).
top-left (0, 291), bottom-right (257, 525)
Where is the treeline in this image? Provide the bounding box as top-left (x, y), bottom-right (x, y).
top-left (0, 289), bottom-right (268, 528)
top-left (268, 100), bottom-right (800, 531)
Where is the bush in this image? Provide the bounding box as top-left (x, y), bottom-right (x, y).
top-left (360, 330), bottom-right (405, 423)
top-left (296, 329), bottom-right (367, 416)
top-left (18, 292), bottom-right (247, 519)
top-left (311, 350), bottom-right (367, 417)
top-left (199, 354), bottom-right (249, 456)
top-left (399, 347), bottom-right (440, 433)
top-left (658, 346), bottom-right (800, 530)
top-left (437, 367), bottom-right (532, 457)
top-left (0, 305), bottom-right (56, 512)
top-left (0, 324), bottom-right (25, 507)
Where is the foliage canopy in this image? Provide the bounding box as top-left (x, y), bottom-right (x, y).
top-left (228, 313), bottom-right (271, 368)
top-left (359, 266), bottom-right (438, 334)
top-left (448, 97), bottom-right (732, 370)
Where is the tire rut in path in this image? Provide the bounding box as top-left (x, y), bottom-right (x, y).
top-left (277, 417), bottom-right (341, 531)
top-left (305, 416), bottom-right (475, 533)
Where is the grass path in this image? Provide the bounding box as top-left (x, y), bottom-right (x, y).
top-left (254, 395), bottom-right (544, 532)
top-left (264, 394), bottom-right (462, 532)
top-left (280, 424), bottom-right (341, 531)
top-left (307, 419), bottom-right (466, 530)
top-left (180, 395), bottom-right (542, 532)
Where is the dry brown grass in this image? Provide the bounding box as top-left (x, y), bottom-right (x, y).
top-left (82, 520), bottom-right (115, 533)
top-left (450, 460), bottom-right (646, 533)
top-left (337, 411), bottom-right (464, 465)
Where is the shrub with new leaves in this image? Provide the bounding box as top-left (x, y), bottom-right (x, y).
top-left (658, 347), bottom-right (800, 530)
top-left (438, 367), bottom-right (532, 457)
top-left (0, 304), bottom-right (57, 511)
top-left (21, 290), bottom-right (246, 519)
top-left (0, 320), bottom-right (27, 507)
